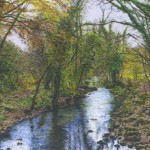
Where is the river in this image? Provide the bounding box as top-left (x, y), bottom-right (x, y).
top-left (0, 88), bottom-right (136, 150)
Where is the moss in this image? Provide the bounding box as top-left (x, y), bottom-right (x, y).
top-left (134, 99), bottom-right (146, 105)
top-left (35, 97), bottom-right (52, 110)
top-left (0, 114), bottom-right (8, 125)
top-left (3, 106), bottom-right (15, 112)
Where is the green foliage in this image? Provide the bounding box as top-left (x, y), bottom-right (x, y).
top-left (1, 0), bottom-right (147, 112)
top-left (0, 114), bottom-right (8, 126)
top-left (105, 0), bottom-right (150, 81)
top-left (0, 40), bottom-right (19, 93)
top-left (83, 24), bottom-right (125, 85)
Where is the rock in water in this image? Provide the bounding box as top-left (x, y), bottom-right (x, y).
top-left (17, 142), bottom-right (23, 145)
top-left (88, 130), bottom-right (93, 133)
top-left (97, 140), bottom-right (105, 145)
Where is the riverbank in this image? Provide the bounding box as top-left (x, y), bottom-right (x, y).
top-left (109, 83), bottom-right (150, 149)
top-left (0, 86), bottom-right (97, 136)
top-left (0, 89), bottom-right (50, 136)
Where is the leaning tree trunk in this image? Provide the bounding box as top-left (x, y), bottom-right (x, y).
top-left (30, 72), bottom-right (46, 112)
top-left (0, 11), bottom-right (21, 50)
top-left (30, 65), bottom-right (51, 112)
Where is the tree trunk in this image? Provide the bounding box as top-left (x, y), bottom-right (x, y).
top-left (52, 68), bottom-right (61, 110)
top-left (30, 65), bottom-right (50, 112)
top-left (111, 71), bottom-right (117, 84)
top-left (0, 11), bottom-right (21, 50)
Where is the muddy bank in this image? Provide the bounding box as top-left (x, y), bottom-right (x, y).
top-left (109, 85), bottom-right (150, 149)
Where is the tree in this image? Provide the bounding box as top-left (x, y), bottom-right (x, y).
top-left (0, 40), bottom-right (20, 93)
top-left (99, 0), bottom-right (150, 81)
top-left (0, 0), bottom-right (28, 50)
top-left (28, 0), bottom-right (71, 111)
top-left (82, 22), bottom-right (126, 85)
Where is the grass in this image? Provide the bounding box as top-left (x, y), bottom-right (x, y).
top-left (0, 86), bottom-right (53, 133)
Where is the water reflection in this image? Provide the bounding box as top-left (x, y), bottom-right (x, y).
top-left (0, 89), bottom-right (136, 150)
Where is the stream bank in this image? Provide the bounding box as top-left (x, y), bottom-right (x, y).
top-left (0, 88), bottom-right (135, 150)
top-left (109, 84), bottom-right (150, 150)
top-left (0, 86), bottom-right (97, 136)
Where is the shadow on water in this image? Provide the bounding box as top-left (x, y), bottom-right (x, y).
top-left (0, 88), bottom-right (136, 150)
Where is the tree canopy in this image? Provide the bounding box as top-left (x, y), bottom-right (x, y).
top-left (0, 0), bottom-right (149, 110)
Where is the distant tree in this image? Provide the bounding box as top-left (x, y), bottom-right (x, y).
top-left (0, 40), bottom-right (20, 93)
top-left (99, 0), bottom-right (150, 81)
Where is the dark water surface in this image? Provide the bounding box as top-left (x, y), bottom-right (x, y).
top-left (0, 89), bottom-right (136, 150)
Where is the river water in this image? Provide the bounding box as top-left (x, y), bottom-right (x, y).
top-left (0, 88), bottom-right (136, 150)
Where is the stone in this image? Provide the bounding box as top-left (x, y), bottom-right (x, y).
top-left (97, 140), bottom-right (105, 145)
top-left (114, 144), bottom-right (120, 148)
top-left (108, 127), bottom-right (113, 132)
top-left (103, 133), bottom-right (110, 137)
top-left (103, 137), bottom-right (109, 143)
top-left (17, 142), bottom-right (23, 145)
top-left (117, 136), bottom-right (123, 140)
top-left (88, 130), bottom-right (93, 133)
top-left (128, 144), bottom-right (133, 149)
